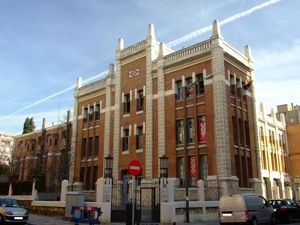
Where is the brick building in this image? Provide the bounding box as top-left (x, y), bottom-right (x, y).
top-left (69, 20), bottom-right (261, 195)
top-left (257, 103), bottom-right (291, 199)
top-left (12, 116), bottom-right (71, 192)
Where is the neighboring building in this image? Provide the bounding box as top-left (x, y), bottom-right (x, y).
top-left (257, 103), bottom-right (291, 200)
top-left (276, 103), bottom-right (300, 124)
top-left (275, 103), bottom-right (300, 199)
top-left (12, 116), bottom-right (72, 193)
top-left (70, 20), bottom-right (261, 197)
top-left (0, 133), bottom-right (14, 166)
top-left (286, 122), bottom-right (300, 199)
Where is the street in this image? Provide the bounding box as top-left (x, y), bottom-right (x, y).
top-left (25, 214), bottom-right (300, 225)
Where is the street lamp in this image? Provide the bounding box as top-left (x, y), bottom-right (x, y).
top-left (104, 154), bottom-right (113, 179)
top-left (160, 155), bottom-right (168, 187)
top-left (183, 80), bottom-right (197, 223)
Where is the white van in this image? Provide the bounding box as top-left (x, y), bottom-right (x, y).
top-left (219, 194), bottom-right (275, 225)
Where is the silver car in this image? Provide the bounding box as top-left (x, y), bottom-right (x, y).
top-left (0, 197), bottom-right (28, 224)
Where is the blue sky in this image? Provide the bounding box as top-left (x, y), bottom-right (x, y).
top-left (0, 0), bottom-right (299, 134)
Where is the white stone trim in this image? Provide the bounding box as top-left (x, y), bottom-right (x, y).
top-left (192, 72), bottom-right (196, 82)
top-left (134, 124), bottom-right (137, 135)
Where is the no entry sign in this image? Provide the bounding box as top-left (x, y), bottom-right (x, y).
top-left (128, 160), bottom-right (142, 176)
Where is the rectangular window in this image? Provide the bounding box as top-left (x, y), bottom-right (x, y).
top-left (196, 74), bottom-right (204, 96)
top-left (230, 75), bottom-right (236, 96)
top-left (88, 137), bottom-right (93, 157)
top-left (83, 107), bottom-right (88, 122)
top-left (247, 157), bottom-right (252, 178)
top-left (80, 167), bottom-right (85, 183)
top-left (242, 81), bottom-right (247, 101)
top-left (89, 106), bottom-right (94, 121)
top-left (136, 89), bottom-right (144, 111)
top-left (185, 77), bottom-right (193, 98)
top-left (236, 78), bottom-right (242, 98)
top-left (124, 94), bottom-right (130, 114)
top-left (31, 143), bottom-right (35, 151)
top-left (95, 104), bottom-right (100, 120)
top-left (244, 121), bottom-right (250, 146)
top-left (199, 154), bottom-right (208, 180)
top-left (38, 136), bottom-right (41, 145)
top-left (54, 138), bottom-right (58, 146)
top-left (94, 136), bottom-right (99, 156)
top-left (92, 166), bottom-right (98, 190)
top-left (238, 119), bottom-right (244, 146)
top-left (136, 126), bottom-right (143, 149)
top-left (232, 116), bottom-right (238, 145)
top-left (123, 129), bottom-right (129, 151)
top-left (176, 157), bottom-right (184, 186)
top-left (235, 154), bottom-right (241, 186)
top-left (197, 115), bottom-right (207, 142)
top-left (81, 138), bottom-right (87, 158)
top-left (49, 139), bottom-right (52, 146)
top-left (175, 80), bottom-right (183, 100)
top-left (86, 167), bottom-right (91, 190)
top-left (187, 118), bottom-right (195, 143)
top-left (176, 120), bottom-right (183, 145)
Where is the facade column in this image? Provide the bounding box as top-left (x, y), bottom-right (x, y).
top-left (210, 20), bottom-right (233, 195)
top-left (112, 38), bottom-right (123, 179)
top-left (103, 64), bottom-right (114, 170)
top-left (145, 24), bottom-right (156, 179)
top-left (69, 77), bottom-right (82, 184)
top-left (157, 42), bottom-right (166, 171)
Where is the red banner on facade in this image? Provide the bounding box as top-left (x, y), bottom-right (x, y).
top-left (189, 156), bottom-right (197, 177)
top-left (199, 121), bottom-right (207, 142)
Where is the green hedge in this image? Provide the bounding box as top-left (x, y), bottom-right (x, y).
top-left (12, 181), bottom-right (32, 195)
top-left (0, 182), bottom-right (9, 195)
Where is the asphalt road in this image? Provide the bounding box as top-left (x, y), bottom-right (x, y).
top-left (25, 213), bottom-right (300, 225)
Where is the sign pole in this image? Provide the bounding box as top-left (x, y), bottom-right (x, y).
top-left (132, 175), bottom-right (135, 225)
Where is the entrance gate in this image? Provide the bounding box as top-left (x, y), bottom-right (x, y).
top-left (111, 176), bottom-right (160, 223)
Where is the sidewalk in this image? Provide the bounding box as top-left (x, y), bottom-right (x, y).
top-left (27, 213), bottom-right (73, 225)
top-left (27, 213), bottom-right (219, 225)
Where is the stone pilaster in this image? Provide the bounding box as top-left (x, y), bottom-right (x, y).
top-left (103, 64), bottom-right (114, 169)
top-left (247, 45), bottom-right (263, 194)
top-left (211, 20), bottom-right (231, 179)
top-left (112, 38), bottom-right (123, 179)
top-left (69, 77), bottom-right (82, 183)
top-left (145, 24), bottom-right (156, 179)
top-left (157, 42), bottom-right (166, 171)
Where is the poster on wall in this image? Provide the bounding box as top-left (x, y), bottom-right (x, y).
top-left (199, 121), bottom-right (207, 142)
top-left (189, 156), bottom-right (197, 177)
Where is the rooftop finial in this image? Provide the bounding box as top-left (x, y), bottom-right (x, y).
top-left (148, 24), bottom-right (156, 39)
top-left (159, 42), bottom-right (165, 57)
top-left (76, 76), bottom-right (82, 89)
top-left (108, 63), bottom-right (115, 76)
top-left (212, 20), bottom-right (222, 38)
top-left (245, 45), bottom-right (252, 59)
top-left (118, 38), bottom-right (124, 51)
top-left (42, 118), bottom-right (46, 130)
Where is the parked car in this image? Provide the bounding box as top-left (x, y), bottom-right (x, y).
top-left (219, 194), bottom-right (275, 225)
top-left (268, 199), bottom-right (300, 223)
top-left (0, 197), bottom-right (28, 224)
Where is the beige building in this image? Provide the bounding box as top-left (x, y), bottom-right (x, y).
top-left (257, 103), bottom-right (292, 200)
top-left (276, 103), bottom-right (300, 124)
top-left (0, 133), bottom-right (14, 166)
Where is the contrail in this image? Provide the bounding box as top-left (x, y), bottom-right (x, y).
top-left (2, 0), bottom-right (282, 121)
top-left (0, 70), bottom-right (108, 122)
top-left (167, 0), bottom-right (282, 47)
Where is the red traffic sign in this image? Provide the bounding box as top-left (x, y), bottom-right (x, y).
top-left (128, 160), bottom-right (142, 176)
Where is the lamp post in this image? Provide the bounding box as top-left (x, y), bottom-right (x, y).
top-left (183, 80), bottom-right (197, 223)
top-left (160, 155), bottom-right (168, 187)
top-left (104, 154), bottom-right (113, 179)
